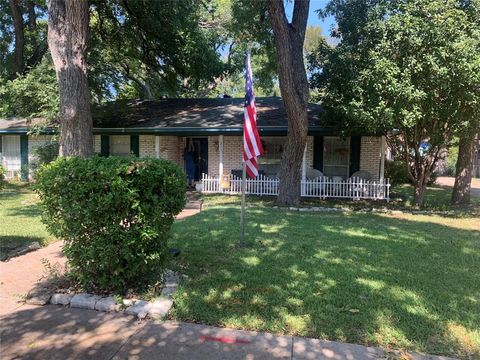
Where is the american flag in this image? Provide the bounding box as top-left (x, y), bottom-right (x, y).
top-left (243, 53), bottom-right (264, 178)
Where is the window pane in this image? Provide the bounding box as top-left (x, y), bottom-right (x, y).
top-left (258, 137), bottom-right (285, 176)
top-left (2, 136), bottom-right (21, 170)
top-left (110, 135), bottom-right (130, 156)
top-left (323, 137), bottom-right (350, 177)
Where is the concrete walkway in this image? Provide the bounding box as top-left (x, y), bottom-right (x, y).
top-left (0, 306), bottom-right (456, 360)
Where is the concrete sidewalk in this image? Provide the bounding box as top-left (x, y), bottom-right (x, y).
top-left (0, 305), bottom-right (456, 360)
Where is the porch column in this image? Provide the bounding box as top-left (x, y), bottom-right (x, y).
top-left (155, 136), bottom-right (160, 159)
top-left (218, 135), bottom-right (224, 176)
top-left (379, 135), bottom-right (386, 181)
top-left (301, 144), bottom-right (307, 181)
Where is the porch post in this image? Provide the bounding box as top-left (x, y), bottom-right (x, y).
top-left (301, 143), bottom-right (307, 181)
top-left (155, 136), bottom-right (160, 159)
top-left (379, 135), bottom-right (386, 181)
top-left (218, 135), bottom-right (224, 176)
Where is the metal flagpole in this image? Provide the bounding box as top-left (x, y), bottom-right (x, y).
top-left (239, 160), bottom-right (246, 247)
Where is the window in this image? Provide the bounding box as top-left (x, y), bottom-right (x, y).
top-left (110, 135), bottom-right (130, 156)
top-left (258, 137), bottom-right (285, 176)
top-left (1, 135), bottom-right (21, 171)
top-left (323, 136), bottom-right (350, 178)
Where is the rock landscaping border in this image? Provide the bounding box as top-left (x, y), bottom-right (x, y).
top-left (273, 206), bottom-right (459, 216)
top-left (27, 269), bottom-right (180, 320)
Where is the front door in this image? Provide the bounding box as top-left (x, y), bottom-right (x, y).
top-left (187, 138), bottom-right (208, 181)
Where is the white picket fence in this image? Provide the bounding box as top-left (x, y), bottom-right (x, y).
top-left (201, 174), bottom-right (390, 201)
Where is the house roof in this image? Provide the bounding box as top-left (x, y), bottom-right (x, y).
top-left (0, 97), bottom-right (340, 136)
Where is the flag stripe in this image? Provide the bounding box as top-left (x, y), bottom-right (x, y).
top-left (243, 53), bottom-right (263, 178)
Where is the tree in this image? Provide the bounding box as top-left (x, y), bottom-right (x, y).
top-left (452, 132), bottom-right (478, 205)
top-left (313, 0), bottom-right (480, 205)
top-left (1, 0), bottom-right (48, 79)
top-left (48, 0), bottom-right (93, 156)
top-left (266, 0), bottom-right (310, 206)
top-left (451, 2), bottom-right (480, 205)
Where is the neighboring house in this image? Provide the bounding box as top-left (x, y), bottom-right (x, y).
top-left (0, 97), bottom-right (386, 182)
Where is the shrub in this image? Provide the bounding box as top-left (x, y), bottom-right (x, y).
top-left (0, 165), bottom-right (5, 191)
top-left (385, 159), bottom-right (410, 187)
top-left (385, 159), bottom-right (438, 187)
top-left (34, 156), bottom-right (186, 293)
top-left (444, 145), bottom-right (458, 176)
top-left (31, 141), bottom-right (59, 172)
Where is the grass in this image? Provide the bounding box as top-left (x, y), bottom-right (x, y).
top-left (0, 181), bottom-right (56, 259)
top-left (390, 184), bottom-right (480, 209)
top-left (169, 196), bottom-right (480, 359)
top-left (203, 183), bottom-right (480, 213)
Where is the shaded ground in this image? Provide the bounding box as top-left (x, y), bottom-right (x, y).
top-left (0, 241), bottom-right (65, 316)
top-left (0, 306), bottom-right (454, 360)
top-left (169, 202), bottom-right (480, 359)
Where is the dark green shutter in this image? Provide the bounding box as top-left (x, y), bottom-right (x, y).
top-left (0, 136), bottom-right (2, 161)
top-left (20, 134), bottom-right (28, 181)
top-left (313, 136), bottom-right (324, 172)
top-left (349, 136), bottom-right (361, 176)
top-left (130, 135), bottom-right (139, 157)
top-left (100, 135), bottom-right (109, 156)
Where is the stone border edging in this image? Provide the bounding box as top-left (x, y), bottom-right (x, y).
top-left (26, 269), bottom-right (181, 320)
top-left (273, 206), bottom-right (459, 216)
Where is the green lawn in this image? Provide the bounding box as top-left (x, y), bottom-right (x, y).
top-left (0, 182), bottom-right (56, 259)
top-left (390, 184), bottom-right (480, 209)
top-left (169, 198), bottom-right (480, 359)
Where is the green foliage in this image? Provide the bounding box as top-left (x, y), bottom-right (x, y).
top-left (30, 141), bottom-right (59, 172)
top-left (89, 0), bottom-right (227, 100)
top-left (445, 145), bottom-right (459, 176)
top-left (34, 156), bottom-right (186, 293)
top-left (0, 165), bottom-right (5, 191)
top-left (384, 159), bottom-right (410, 187)
top-left (313, 0), bottom-right (480, 202)
top-left (0, 56), bottom-right (58, 119)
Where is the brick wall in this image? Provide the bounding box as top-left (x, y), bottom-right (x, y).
top-left (139, 135), bottom-right (156, 157)
top-left (93, 135), bottom-right (101, 154)
top-left (305, 136), bottom-right (314, 169)
top-left (359, 136), bottom-right (381, 180)
top-left (158, 136), bottom-right (182, 166)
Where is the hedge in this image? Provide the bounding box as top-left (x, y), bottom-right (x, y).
top-left (34, 156), bottom-right (186, 293)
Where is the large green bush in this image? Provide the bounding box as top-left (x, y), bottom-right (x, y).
top-left (34, 156), bottom-right (186, 293)
top-left (385, 159), bottom-right (411, 187)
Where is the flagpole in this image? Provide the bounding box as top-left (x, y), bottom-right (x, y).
top-left (239, 160), bottom-right (246, 247)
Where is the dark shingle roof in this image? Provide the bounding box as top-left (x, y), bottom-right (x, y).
top-left (92, 97), bottom-right (323, 129)
top-left (0, 97), bottom-right (330, 135)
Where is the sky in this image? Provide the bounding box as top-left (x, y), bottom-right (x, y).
top-left (285, 0), bottom-right (336, 36)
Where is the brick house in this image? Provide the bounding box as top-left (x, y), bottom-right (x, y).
top-left (0, 97), bottom-right (386, 182)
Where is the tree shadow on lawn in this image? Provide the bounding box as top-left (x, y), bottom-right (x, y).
top-left (169, 207), bottom-right (480, 359)
top-left (0, 235), bottom-right (46, 260)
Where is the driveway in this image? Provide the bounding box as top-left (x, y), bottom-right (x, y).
top-left (436, 176), bottom-right (480, 198)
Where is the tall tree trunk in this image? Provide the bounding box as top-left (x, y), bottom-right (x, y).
top-left (452, 133), bottom-right (476, 205)
top-left (25, 0), bottom-right (42, 69)
top-left (9, 0), bottom-right (25, 77)
top-left (48, 0), bottom-right (93, 156)
top-left (266, 0), bottom-right (310, 206)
